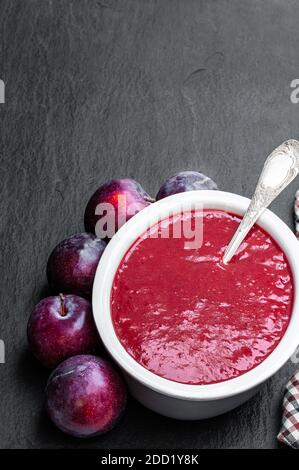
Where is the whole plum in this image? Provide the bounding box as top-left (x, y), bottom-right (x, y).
top-left (46, 355), bottom-right (126, 437)
top-left (156, 171), bottom-right (218, 200)
top-left (47, 233), bottom-right (106, 298)
top-left (84, 178), bottom-right (153, 238)
top-left (27, 295), bottom-right (99, 369)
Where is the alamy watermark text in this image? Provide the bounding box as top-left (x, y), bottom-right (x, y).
top-left (0, 80), bottom-right (4, 104)
top-left (0, 340), bottom-right (5, 363)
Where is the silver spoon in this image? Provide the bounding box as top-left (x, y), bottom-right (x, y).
top-left (223, 139), bottom-right (299, 264)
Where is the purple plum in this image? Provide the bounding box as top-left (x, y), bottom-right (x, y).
top-left (47, 233), bottom-right (106, 298)
top-left (45, 355), bottom-right (126, 437)
top-left (84, 178), bottom-right (153, 238)
top-left (27, 295), bottom-right (99, 369)
top-left (156, 171), bottom-right (218, 200)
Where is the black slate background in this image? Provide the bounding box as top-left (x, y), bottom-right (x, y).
top-left (1, 0), bottom-right (299, 449)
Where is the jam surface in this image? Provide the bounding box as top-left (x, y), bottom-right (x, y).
top-left (111, 210), bottom-right (293, 385)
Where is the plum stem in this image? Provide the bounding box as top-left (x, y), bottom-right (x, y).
top-left (59, 293), bottom-right (67, 317)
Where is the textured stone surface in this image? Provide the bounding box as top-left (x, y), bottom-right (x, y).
top-left (1, 0), bottom-right (299, 449)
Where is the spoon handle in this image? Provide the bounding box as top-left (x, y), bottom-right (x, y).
top-left (223, 139), bottom-right (299, 264)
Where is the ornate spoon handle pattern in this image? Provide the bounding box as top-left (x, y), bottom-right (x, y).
top-left (223, 139), bottom-right (299, 264)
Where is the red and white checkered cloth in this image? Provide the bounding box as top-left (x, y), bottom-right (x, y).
top-left (278, 194), bottom-right (299, 448)
top-left (277, 372), bottom-right (299, 449)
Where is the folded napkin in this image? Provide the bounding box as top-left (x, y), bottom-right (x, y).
top-left (277, 372), bottom-right (299, 448)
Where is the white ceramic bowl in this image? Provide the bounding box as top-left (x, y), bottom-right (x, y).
top-left (92, 191), bottom-right (299, 420)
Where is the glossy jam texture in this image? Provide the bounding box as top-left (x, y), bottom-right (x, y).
top-left (111, 210), bottom-right (293, 385)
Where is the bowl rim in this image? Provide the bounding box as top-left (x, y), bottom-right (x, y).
top-left (92, 190), bottom-right (299, 401)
